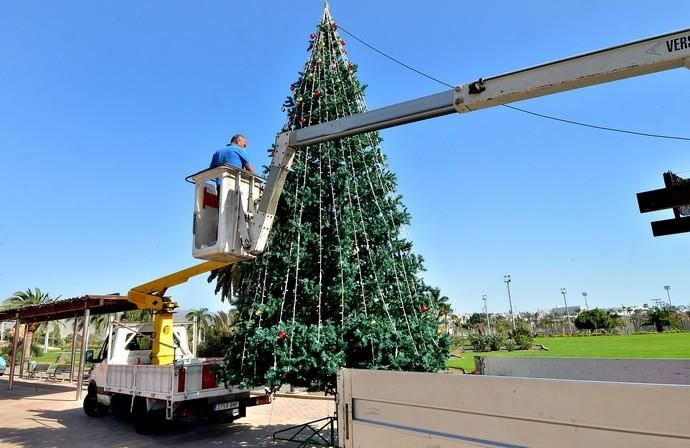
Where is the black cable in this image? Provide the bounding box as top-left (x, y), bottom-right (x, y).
top-left (338, 26), bottom-right (454, 89)
top-left (339, 25), bottom-right (690, 142)
top-left (502, 104), bottom-right (690, 141)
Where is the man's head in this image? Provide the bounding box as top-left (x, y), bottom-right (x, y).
top-left (230, 134), bottom-right (247, 148)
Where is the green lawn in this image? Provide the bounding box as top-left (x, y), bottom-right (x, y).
top-left (447, 332), bottom-right (690, 372)
top-left (16, 347), bottom-right (100, 364)
top-left (33, 350), bottom-right (78, 363)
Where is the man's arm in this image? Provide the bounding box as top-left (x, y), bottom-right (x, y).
top-left (237, 151), bottom-right (255, 174)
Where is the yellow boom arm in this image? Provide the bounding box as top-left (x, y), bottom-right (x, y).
top-left (128, 260), bottom-right (229, 365)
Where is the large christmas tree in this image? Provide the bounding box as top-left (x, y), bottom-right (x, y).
top-left (211, 3), bottom-right (449, 392)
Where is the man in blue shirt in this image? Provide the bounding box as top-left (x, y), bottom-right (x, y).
top-left (210, 134), bottom-right (255, 174)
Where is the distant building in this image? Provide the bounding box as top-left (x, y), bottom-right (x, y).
top-left (550, 305), bottom-right (581, 316)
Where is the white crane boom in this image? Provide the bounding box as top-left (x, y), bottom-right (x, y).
top-left (249, 28), bottom-right (690, 252)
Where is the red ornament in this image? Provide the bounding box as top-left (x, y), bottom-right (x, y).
top-left (310, 33), bottom-right (316, 39)
top-left (348, 62), bottom-right (354, 69)
top-left (278, 330), bottom-right (287, 340)
top-left (314, 90), bottom-right (321, 97)
top-left (342, 49), bottom-right (348, 55)
top-left (421, 304), bottom-right (428, 313)
top-left (332, 23), bottom-right (338, 30)
top-left (300, 117), bottom-right (308, 124)
top-left (340, 39), bottom-right (346, 46)
top-left (290, 85), bottom-right (295, 91)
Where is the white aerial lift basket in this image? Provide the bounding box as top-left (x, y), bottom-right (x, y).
top-left (187, 165), bottom-right (264, 263)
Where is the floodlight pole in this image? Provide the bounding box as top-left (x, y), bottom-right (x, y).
top-left (561, 288), bottom-right (573, 335)
top-left (504, 275), bottom-right (516, 331)
top-left (664, 286), bottom-right (672, 306)
top-left (482, 295), bottom-right (492, 336)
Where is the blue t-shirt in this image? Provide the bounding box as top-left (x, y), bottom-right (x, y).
top-left (210, 144), bottom-right (249, 170)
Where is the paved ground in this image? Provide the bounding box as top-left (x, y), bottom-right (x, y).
top-left (0, 377), bottom-right (336, 447)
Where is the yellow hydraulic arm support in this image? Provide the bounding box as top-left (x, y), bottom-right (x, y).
top-left (128, 260), bottom-right (231, 365)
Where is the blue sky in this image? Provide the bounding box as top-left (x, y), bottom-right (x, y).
top-left (1, 1), bottom-right (689, 315)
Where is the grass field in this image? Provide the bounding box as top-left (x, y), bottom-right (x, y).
top-left (447, 332), bottom-right (690, 372)
top-left (10, 348), bottom-right (99, 364)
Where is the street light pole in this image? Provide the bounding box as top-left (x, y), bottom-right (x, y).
top-left (582, 292), bottom-right (588, 310)
top-left (664, 285), bottom-right (672, 306)
top-left (504, 274), bottom-right (516, 331)
top-left (561, 288), bottom-right (573, 335)
top-left (482, 294), bottom-right (492, 336)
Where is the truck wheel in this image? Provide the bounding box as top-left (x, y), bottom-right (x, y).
top-left (83, 394), bottom-right (107, 417)
top-left (83, 382), bottom-right (107, 417)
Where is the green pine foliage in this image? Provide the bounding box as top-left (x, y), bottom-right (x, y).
top-left (210, 5), bottom-right (449, 392)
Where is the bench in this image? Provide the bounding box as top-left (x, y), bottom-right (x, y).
top-left (29, 363), bottom-right (52, 379)
top-left (48, 364), bottom-right (72, 382)
top-left (12, 361), bottom-right (36, 378)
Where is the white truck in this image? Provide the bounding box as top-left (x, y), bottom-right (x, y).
top-left (83, 321), bottom-right (270, 433)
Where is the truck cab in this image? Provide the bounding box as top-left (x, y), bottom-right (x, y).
top-left (97, 322), bottom-right (193, 365)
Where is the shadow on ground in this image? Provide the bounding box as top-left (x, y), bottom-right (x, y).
top-left (0, 405), bottom-right (299, 447)
top-left (0, 378), bottom-right (336, 447)
top-left (0, 378), bottom-right (81, 401)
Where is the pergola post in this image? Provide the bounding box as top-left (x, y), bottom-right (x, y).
top-left (8, 316), bottom-right (20, 391)
top-left (76, 307), bottom-right (90, 401)
top-left (69, 317), bottom-right (78, 383)
top-left (19, 323), bottom-right (28, 378)
top-left (44, 322), bottom-right (50, 353)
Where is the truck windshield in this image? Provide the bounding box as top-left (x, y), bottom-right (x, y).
top-left (125, 333), bottom-right (153, 351)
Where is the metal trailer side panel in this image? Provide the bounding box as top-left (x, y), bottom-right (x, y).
top-left (477, 356), bottom-right (690, 384)
top-left (104, 364), bottom-right (135, 395)
top-left (104, 364), bottom-right (173, 399)
top-left (338, 369), bottom-right (690, 448)
top-left (104, 362), bottom-right (250, 402)
top-left (135, 365), bottom-right (174, 397)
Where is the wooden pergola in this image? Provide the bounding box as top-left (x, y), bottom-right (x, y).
top-left (0, 295), bottom-right (137, 400)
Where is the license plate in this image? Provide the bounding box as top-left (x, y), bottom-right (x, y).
top-left (214, 401), bottom-right (239, 411)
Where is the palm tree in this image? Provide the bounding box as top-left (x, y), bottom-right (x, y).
top-left (642, 306), bottom-right (679, 332)
top-left (3, 288), bottom-right (57, 359)
top-left (425, 290), bottom-right (452, 334)
top-left (465, 313), bottom-right (485, 334)
top-left (450, 314), bottom-right (463, 336)
top-left (90, 313), bottom-right (116, 335)
top-left (121, 309), bottom-right (153, 322)
top-left (186, 308), bottom-right (212, 343)
top-left (209, 264), bottom-right (243, 304)
top-left (211, 310), bottom-right (237, 336)
top-left (437, 297), bottom-right (453, 334)
top-left (492, 315), bottom-right (511, 335)
top-left (71, 313), bottom-right (116, 349)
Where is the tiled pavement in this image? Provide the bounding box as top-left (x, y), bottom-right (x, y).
top-left (0, 377), bottom-right (336, 447)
